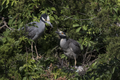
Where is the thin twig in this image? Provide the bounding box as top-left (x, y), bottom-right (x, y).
top-left (82, 58), bottom-right (98, 70)
top-left (83, 46), bottom-right (89, 64)
top-left (63, 15), bottom-right (97, 21)
top-left (78, 12), bottom-right (95, 17)
top-left (0, 25), bottom-right (6, 30)
top-left (3, 21), bottom-right (12, 30)
top-left (86, 53), bottom-right (96, 63)
top-left (26, 46), bottom-right (28, 64)
top-left (51, 45), bottom-right (58, 52)
top-left (0, 17), bottom-right (12, 30)
top-left (87, 58), bottom-right (98, 67)
top-left (86, 49), bottom-right (96, 55)
top-left (83, 47), bottom-right (96, 64)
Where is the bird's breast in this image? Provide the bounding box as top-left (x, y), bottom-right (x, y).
top-left (37, 26), bottom-right (45, 35)
top-left (60, 39), bottom-right (67, 48)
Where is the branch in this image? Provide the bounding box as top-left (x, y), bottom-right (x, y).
top-left (0, 17), bottom-right (12, 30)
top-left (83, 46), bottom-right (89, 64)
top-left (86, 54), bottom-right (96, 63)
top-left (0, 25), bottom-right (6, 30)
top-left (83, 47), bottom-right (96, 64)
top-left (51, 46), bottom-right (59, 52)
top-left (3, 21), bottom-right (12, 30)
top-left (87, 58), bottom-right (98, 67)
top-left (86, 49), bottom-right (96, 55)
top-left (82, 58), bottom-right (98, 71)
top-left (63, 15), bottom-right (97, 21)
top-left (78, 12), bottom-right (95, 17)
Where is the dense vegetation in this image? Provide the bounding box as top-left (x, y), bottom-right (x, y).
top-left (0, 0), bottom-right (120, 80)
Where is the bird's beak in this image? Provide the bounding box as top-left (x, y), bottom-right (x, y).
top-left (46, 21), bottom-right (53, 28)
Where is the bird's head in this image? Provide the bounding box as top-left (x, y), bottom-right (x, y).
top-left (55, 29), bottom-right (67, 38)
top-left (40, 13), bottom-right (53, 28)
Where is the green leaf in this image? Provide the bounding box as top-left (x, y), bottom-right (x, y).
top-left (60, 9), bottom-right (64, 14)
top-left (6, 0), bottom-right (10, 5)
top-left (88, 42), bottom-right (91, 47)
top-left (60, 54), bottom-right (67, 59)
top-left (100, 0), bottom-right (104, 3)
top-left (82, 25), bottom-right (88, 30)
top-left (2, 0), bottom-right (6, 5)
top-left (2, 38), bottom-right (6, 43)
top-left (19, 66), bottom-right (24, 71)
top-left (91, 61), bottom-right (97, 68)
top-left (0, 6), bottom-right (3, 12)
top-left (64, 16), bottom-right (71, 20)
top-left (113, 8), bottom-right (118, 13)
top-left (80, 45), bottom-right (83, 50)
top-left (29, 76), bottom-right (32, 80)
top-left (76, 27), bottom-right (81, 32)
top-left (73, 24), bottom-right (80, 27)
top-left (23, 77), bottom-right (27, 80)
top-left (8, 14), bottom-right (19, 26)
top-left (11, 1), bottom-right (14, 6)
top-left (112, 67), bottom-right (115, 74)
top-left (3, 30), bottom-right (10, 37)
top-left (51, 7), bottom-right (56, 11)
top-left (30, 59), bottom-right (35, 63)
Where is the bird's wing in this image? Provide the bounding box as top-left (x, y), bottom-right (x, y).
top-left (19, 22), bottom-right (37, 32)
top-left (26, 25), bottom-right (38, 39)
top-left (68, 39), bottom-right (81, 54)
top-left (19, 22), bottom-right (38, 39)
top-left (26, 26), bottom-right (36, 33)
top-left (25, 22), bottom-right (38, 32)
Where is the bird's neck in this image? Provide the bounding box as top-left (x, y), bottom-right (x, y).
top-left (38, 20), bottom-right (45, 29)
top-left (60, 38), bottom-right (67, 48)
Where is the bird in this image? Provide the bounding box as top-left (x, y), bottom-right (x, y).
top-left (19, 13), bottom-right (53, 60)
top-left (55, 29), bottom-right (81, 66)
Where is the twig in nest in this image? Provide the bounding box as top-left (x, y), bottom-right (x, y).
top-left (82, 58), bottom-right (98, 71)
top-left (82, 46), bottom-right (89, 64)
top-left (86, 58), bottom-right (98, 68)
top-left (86, 54), bottom-right (96, 63)
top-left (82, 46), bottom-right (96, 64)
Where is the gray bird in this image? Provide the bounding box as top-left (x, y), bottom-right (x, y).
top-left (55, 29), bottom-right (81, 66)
top-left (20, 13), bottom-right (53, 60)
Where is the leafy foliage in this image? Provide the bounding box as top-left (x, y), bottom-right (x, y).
top-left (0, 0), bottom-right (120, 80)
